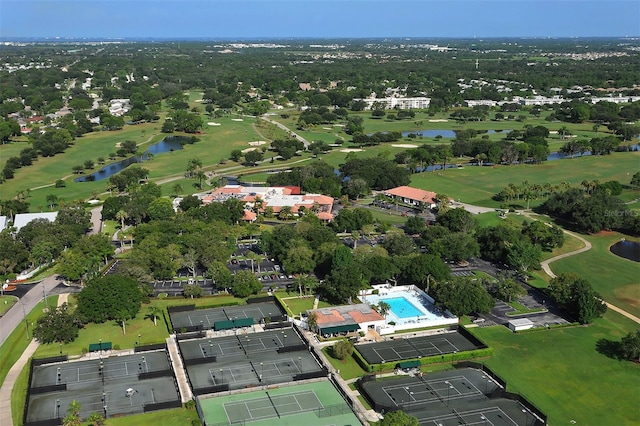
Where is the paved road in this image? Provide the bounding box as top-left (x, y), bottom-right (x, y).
top-left (0, 275), bottom-right (70, 345)
top-left (260, 115), bottom-right (310, 148)
top-left (521, 210), bottom-right (640, 325)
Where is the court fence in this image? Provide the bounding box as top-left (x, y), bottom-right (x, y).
top-left (315, 402), bottom-right (352, 418)
top-left (193, 384), bottom-right (230, 396)
top-left (184, 356), bottom-right (217, 366)
top-left (135, 343), bottom-right (166, 353)
top-left (246, 296), bottom-right (275, 304)
top-left (456, 362), bottom-right (546, 424)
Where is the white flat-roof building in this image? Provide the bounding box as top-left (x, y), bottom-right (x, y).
top-left (354, 97), bottom-right (431, 110)
top-left (508, 318), bottom-right (535, 332)
top-left (13, 212), bottom-right (58, 232)
top-left (0, 216), bottom-right (7, 232)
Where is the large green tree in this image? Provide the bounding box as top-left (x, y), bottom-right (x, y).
top-left (231, 270), bottom-right (262, 297)
top-left (76, 275), bottom-right (143, 324)
top-left (433, 276), bottom-right (494, 316)
top-left (33, 303), bottom-right (83, 344)
top-left (380, 410), bottom-right (419, 426)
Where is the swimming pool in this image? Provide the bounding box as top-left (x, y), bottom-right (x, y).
top-left (384, 297), bottom-right (423, 319)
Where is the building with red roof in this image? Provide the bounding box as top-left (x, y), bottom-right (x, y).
top-left (307, 304), bottom-right (385, 336)
top-left (205, 185), bottom-right (334, 222)
top-left (384, 186), bottom-right (437, 209)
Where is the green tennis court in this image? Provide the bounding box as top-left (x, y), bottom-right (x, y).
top-left (198, 380), bottom-right (359, 426)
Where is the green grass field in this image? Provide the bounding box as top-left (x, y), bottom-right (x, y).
top-left (409, 152), bottom-right (640, 208)
top-left (102, 407), bottom-right (200, 426)
top-left (0, 295), bottom-right (18, 316)
top-left (0, 297), bottom-right (58, 387)
top-left (35, 294), bottom-right (243, 357)
top-left (281, 296), bottom-right (332, 315)
top-left (547, 231), bottom-right (640, 315)
top-left (470, 312), bottom-right (640, 425)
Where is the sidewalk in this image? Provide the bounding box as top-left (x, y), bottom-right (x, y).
top-left (0, 293), bottom-right (68, 426)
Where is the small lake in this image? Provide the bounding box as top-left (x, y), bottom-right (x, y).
top-left (402, 129), bottom-right (510, 138)
top-left (610, 240), bottom-right (640, 262)
top-left (74, 136), bottom-right (188, 182)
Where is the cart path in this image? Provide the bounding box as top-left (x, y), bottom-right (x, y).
top-left (0, 293), bottom-right (69, 426)
top-left (521, 211), bottom-right (640, 325)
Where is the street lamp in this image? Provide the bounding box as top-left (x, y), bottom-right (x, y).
top-left (209, 341), bottom-right (213, 357)
top-left (481, 415), bottom-right (487, 426)
top-left (220, 368), bottom-right (224, 385)
top-left (56, 399), bottom-right (61, 418)
top-left (138, 334), bottom-right (141, 347)
top-left (260, 362), bottom-right (264, 383)
top-left (57, 367), bottom-right (61, 384)
top-left (522, 409), bottom-right (529, 426)
top-left (59, 343), bottom-right (62, 356)
top-left (298, 356), bottom-right (302, 372)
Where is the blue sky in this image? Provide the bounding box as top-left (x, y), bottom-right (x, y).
top-left (1, 0), bottom-right (639, 39)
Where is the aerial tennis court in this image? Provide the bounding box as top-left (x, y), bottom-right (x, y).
top-left (178, 328), bottom-right (327, 394)
top-left (359, 368), bottom-right (543, 426)
top-left (356, 330), bottom-right (481, 364)
top-left (169, 301), bottom-right (283, 332)
top-left (198, 380), bottom-right (359, 426)
top-left (24, 351), bottom-right (181, 425)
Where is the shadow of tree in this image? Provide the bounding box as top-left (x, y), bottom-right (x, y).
top-left (596, 338), bottom-right (622, 360)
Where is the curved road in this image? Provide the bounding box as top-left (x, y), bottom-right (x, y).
top-left (522, 211), bottom-right (640, 325)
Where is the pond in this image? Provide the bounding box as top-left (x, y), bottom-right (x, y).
top-left (610, 240), bottom-right (640, 262)
top-left (74, 136), bottom-right (189, 182)
top-left (402, 129), bottom-right (510, 138)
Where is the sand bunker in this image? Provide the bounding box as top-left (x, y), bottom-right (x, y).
top-left (207, 122), bottom-right (221, 126)
top-left (241, 147), bottom-right (258, 153)
top-left (428, 119), bottom-right (449, 122)
top-left (248, 141), bottom-right (267, 146)
top-left (340, 148), bottom-right (364, 153)
top-left (231, 118), bottom-right (244, 122)
top-left (391, 144), bottom-right (418, 148)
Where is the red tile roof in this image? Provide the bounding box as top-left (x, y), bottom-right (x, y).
top-left (384, 186), bottom-right (437, 203)
top-left (315, 309), bottom-right (346, 325)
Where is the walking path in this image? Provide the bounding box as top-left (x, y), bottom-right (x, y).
top-left (0, 293), bottom-right (68, 426)
top-left (166, 335), bottom-right (193, 403)
top-left (520, 211), bottom-right (640, 325)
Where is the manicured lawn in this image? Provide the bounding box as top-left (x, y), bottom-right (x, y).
top-left (103, 407), bottom-right (200, 426)
top-left (548, 231), bottom-right (640, 315)
top-left (539, 227), bottom-right (586, 262)
top-left (280, 295), bottom-right (332, 316)
top-left (470, 312), bottom-right (640, 425)
top-left (0, 295), bottom-right (18, 316)
top-left (35, 294), bottom-right (244, 357)
top-left (11, 358), bottom-right (31, 426)
top-left (474, 211), bottom-right (530, 229)
top-left (321, 346), bottom-right (368, 380)
top-left (409, 152), bottom-right (640, 208)
top-left (0, 297), bottom-right (58, 387)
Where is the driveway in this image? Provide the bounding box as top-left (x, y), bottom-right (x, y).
top-left (0, 275), bottom-right (77, 345)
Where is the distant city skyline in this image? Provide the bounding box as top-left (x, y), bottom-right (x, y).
top-left (1, 0), bottom-right (639, 40)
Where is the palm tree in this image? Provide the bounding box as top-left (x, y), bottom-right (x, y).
top-left (63, 400), bottom-right (82, 426)
top-left (376, 301), bottom-right (390, 321)
top-left (87, 412), bottom-right (105, 426)
top-left (246, 250), bottom-right (262, 273)
top-left (115, 209), bottom-right (128, 230)
top-left (195, 170), bottom-right (206, 189)
top-left (278, 206), bottom-right (294, 221)
top-left (172, 183), bottom-right (183, 197)
top-left (147, 305), bottom-right (162, 327)
top-left (46, 194), bottom-right (58, 210)
top-left (115, 309), bottom-right (129, 335)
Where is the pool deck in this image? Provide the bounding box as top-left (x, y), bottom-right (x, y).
top-left (360, 285), bottom-right (458, 334)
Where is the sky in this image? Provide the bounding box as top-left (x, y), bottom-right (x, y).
top-left (1, 0), bottom-right (639, 39)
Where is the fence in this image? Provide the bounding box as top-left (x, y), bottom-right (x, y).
top-left (184, 356), bottom-right (217, 366)
top-left (176, 330), bottom-right (206, 340)
top-left (32, 355), bottom-right (68, 366)
top-left (293, 368), bottom-right (328, 381)
top-left (276, 344), bottom-right (307, 353)
top-left (167, 304), bottom-right (196, 313)
top-left (143, 400), bottom-right (182, 413)
top-left (30, 384), bottom-right (67, 394)
top-left (139, 369), bottom-right (173, 380)
top-left (193, 384), bottom-right (230, 396)
top-left (24, 419), bottom-right (62, 426)
top-left (246, 296), bottom-right (275, 304)
top-left (315, 402), bottom-right (352, 418)
top-left (135, 343), bottom-right (166, 353)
